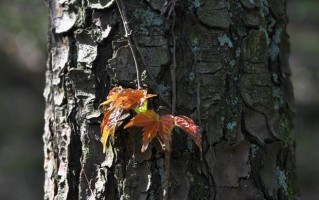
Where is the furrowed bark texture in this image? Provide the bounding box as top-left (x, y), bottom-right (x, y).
top-left (44, 0), bottom-right (299, 199)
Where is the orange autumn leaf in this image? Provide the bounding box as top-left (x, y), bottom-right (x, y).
top-left (100, 87), bottom-right (156, 110)
top-left (100, 87), bottom-right (122, 107)
top-left (174, 116), bottom-right (202, 151)
top-left (100, 87), bottom-right (156, 153)
top-left (124, 110), bottom-right (175, 152)
top-left (100, 107), bottom-right (123, 153)
top-left (99, 86), bottom-right (201, 154)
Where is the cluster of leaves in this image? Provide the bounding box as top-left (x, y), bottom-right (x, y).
top-left (100, 87), bottom-right (201, 153)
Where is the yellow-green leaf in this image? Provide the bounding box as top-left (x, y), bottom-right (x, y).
top-left (134, 100), bottom-right (148, 114)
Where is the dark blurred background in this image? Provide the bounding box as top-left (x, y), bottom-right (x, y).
top-left (0, 0), bottom-right (318, 199)
top-left (289, 1), bottom-right (319, 199)
top-left (0, 0), bottom-right (47, 199)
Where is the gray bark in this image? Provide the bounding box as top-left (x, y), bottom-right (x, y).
top-left (44, 0), bottom-right (299, 199)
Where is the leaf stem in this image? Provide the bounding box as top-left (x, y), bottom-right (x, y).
top-left (115, 0), bottom-right (141, 89)
top-left (163, 149), bottom-right (171, 200)
top-left (132, 36), bottom-right (172, 108)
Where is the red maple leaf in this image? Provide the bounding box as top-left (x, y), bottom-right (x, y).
top-left (124, 110), bottom-right (175, 152)
top-left (174, 116), bottom-right (202, 151)
top-left (124, 110), bottom-right (201, 152)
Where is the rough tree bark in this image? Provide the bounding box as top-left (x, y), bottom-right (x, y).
top-left (43, 0), bottom-right (299, 199)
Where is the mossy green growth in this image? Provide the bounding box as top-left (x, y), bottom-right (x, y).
top-left (148, 190), bottom-right (155, 200)
top-left (229, 59), bottom-right (236, 68)
top-left (236, 48), bottom-right (241, 57)
top-left (250, 144), bottom-right (259, 158)
top-left (278, 114), bottom-right (292, 146)
top-left (226, 121), bottom-right (237, 130)
top-left (261, 0), bottom-right (270, 16)
top-left (270, 42), bottom-right (279, 61)
top-left (218, 34), bottom-right (233, 48)
top-left (249, 0), bottom-right (255, 5)
top-left (188, 0), bottom-right (201, 9)
top-left (272, 73), bottom-right (279, 83)
top-left (287, 179), bottom-right (298, 200)
top-left (191, 37), bottom-right (201, 53)
top-left (277, 167), bottom-right (288, 194)
top-left (227, 96), bottom-right (239, 106)
top-left (273, 86), bottom-right (284, 110)
top-left (219, 95), bottom-right (241, 140)
top-left (133, 8), bottom-right (163, 35)
top-left (157, 83), bottom-right (170, 95)
top-left (269, 28), bottom-right (282, 61)
top-left (189, 72), bottom-right (195, 81)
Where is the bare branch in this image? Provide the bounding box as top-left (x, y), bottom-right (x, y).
top-left (164, 6), bottom-right (177, 200)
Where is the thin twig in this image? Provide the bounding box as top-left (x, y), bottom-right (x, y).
top-left (194, 56), bottom-right (202, 127)
top-left (132, 36), bottom-right (172, 108)
top-left (170, 12), bottom-right (177, 116)
top-left (163, 149), bottom-right (171, 200)
top-left (115, 0), bottom-right (171, 106)
top-left (80, 163), bottom-right (96, 198)
top-left (163, 5), bottom-right (177, 200)
top-left (131, 36), bottom-right (157, 85)
top-left (115, 0), bottom-right (141, 89)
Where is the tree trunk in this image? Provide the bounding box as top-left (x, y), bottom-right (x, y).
top-left (44, 0), bottom-right (299, 199)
